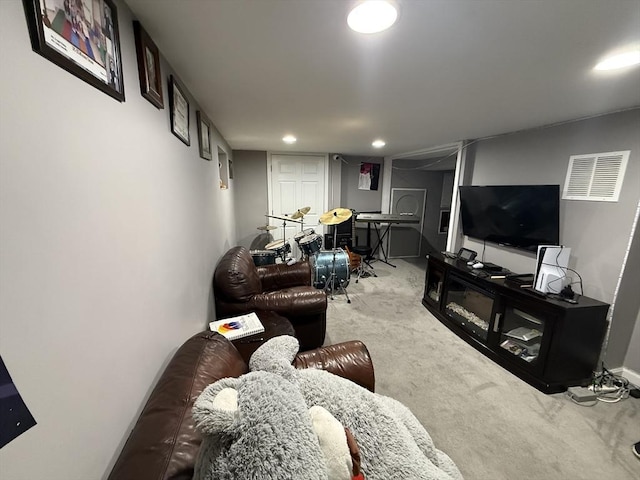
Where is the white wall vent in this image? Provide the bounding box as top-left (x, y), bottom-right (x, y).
top-left (562, 150), bottom-right (630, 202)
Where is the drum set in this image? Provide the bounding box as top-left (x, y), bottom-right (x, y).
top-left (250, 206), bottom-right (353, 303)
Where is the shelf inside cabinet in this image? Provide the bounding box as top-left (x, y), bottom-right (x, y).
top-left (500, 337), bottom-right (541, 363)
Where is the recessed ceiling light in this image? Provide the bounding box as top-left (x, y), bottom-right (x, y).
top-left (282, 135), bottom-right (297, 144)
top-left (594, 48), bottom-right (640, 71)
top-left (348, 1), bottom-right (398, 34)
top-left (372, 139), bottom-right (386, 148)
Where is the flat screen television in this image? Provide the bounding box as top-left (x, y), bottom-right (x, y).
top-left (458, 185), bottom-right (560, 252)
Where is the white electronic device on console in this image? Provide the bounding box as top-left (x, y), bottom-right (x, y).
top-left (534, 245), bottom-right (571, 294)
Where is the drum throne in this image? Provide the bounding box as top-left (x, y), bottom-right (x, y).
top-left (350, 244), bottom-right (377, 282)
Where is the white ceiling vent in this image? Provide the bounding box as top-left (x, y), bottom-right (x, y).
top-left (562, 151), bottom-right (630, 202)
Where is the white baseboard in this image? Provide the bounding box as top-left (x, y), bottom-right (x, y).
top-left (610, 367), bottom-right (640, 389)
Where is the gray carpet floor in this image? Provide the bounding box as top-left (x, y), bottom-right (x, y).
top-left (324, 257), bottom-right (639, 480)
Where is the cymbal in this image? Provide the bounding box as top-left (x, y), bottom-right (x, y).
top-left (257, 225), bottom-right (278, 231)
top-left (291, 206), bottom-right (311, 219)
top-left (319, 207), bottom-right (352, 225)
top-left (267, 214), bottom-right (302, 224)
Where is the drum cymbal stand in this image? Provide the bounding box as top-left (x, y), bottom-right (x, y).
top-left (298, 217), bottom-right (306, 260)
top-left (274, 219), bottom-right (288, 262)
top-left (324, 228), bottom-right (351, 303)
top-left (267, 214), bottom-right (300, 262)
top-left (293, 207), bottom-right (309, 259)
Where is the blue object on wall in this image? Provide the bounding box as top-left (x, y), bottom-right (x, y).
top-left (0, 356), bottom-right (37, 448)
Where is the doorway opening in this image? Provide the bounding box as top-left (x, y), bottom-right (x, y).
top-left (267, 153), bottom-right (329, 259)
top-left (383, 142), bottom-right (467, 260)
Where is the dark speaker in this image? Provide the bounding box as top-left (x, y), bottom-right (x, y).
top-left (325, 212), bottom-right (354, 248)
top-left (334, 221), bottom-right (352, 235)
top-left (324, 233), bottom-right (352, 249)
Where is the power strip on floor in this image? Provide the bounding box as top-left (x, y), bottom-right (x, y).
top-left (588, 384), bottom-right (619, 393)
top-left (567, 387), bottom-right (597, 402)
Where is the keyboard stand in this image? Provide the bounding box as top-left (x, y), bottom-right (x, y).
top-left (356, 214), bottom-right (420, 268)
top-left (369, 222), bottom-right (396, 268)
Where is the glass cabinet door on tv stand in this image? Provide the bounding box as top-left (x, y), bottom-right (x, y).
top-left (493, 300), bottom-right (553, 375)
top-left (424, 262), bottom-right (446, 309)
top-left (442, 274), bottom-right (495, 343)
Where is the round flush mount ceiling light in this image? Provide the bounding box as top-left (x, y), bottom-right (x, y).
top-left (348, 1), bottom-right (398, 34)
top-left (594, 48), bottom-right (640, 71)
top-left (282, 135), bottom-right (297, 144)
top-left (372, 139), bottom-right (386, 148)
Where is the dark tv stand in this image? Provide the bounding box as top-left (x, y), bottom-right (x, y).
top-left (422, 254), bottom-right (609, 393)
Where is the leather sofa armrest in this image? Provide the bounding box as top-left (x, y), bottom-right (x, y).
top-left (252, 287), bottom-right (327, 315)
top-left (257, 261), bottom-right (312, 291)
top-left (108, 332), bottom-right (248, 480)
top-left (293, 340), bottom-right (375, 392)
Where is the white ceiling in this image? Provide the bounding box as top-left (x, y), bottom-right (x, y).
top-left (124, 0), bottom-right (640, 157)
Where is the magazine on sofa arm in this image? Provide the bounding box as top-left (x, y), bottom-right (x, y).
top-left (209, 312), bottom-right (265, 340)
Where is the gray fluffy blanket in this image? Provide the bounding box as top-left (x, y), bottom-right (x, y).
top-left (193, 335), bottom-right (463, 479)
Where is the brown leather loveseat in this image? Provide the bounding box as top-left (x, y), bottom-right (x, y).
top-left (213, 246), bottom-right (327, 350)
top-left (108, 331), bottom-right (374, 480)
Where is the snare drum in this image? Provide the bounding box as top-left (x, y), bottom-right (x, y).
top-left (265, 239), bottom-right (291, 258)
top-left (250, 250), bottom-right (276, 266)
top-left (310, 249), bottom-right (350, 289)
top-left (294, 228), bottom-right (315, 245)
top-left (299, 233), bottom-right (323, 257)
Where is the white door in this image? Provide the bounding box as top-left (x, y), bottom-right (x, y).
top-left (388, 188), bottom-right (427, 258)
top-left (268, 153), bottom-right (328, 257)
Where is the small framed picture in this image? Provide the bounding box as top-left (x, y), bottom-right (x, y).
top-left (133, 21), bottom-right (163, 108)
top-left (169, 75), bottom-right (190, 145)
top-left (196, 111), bottom-right (212, 160)
top-left (439, 210), bottom-right (450, 234)
top-left (23, 0), bottom-right (125, 102)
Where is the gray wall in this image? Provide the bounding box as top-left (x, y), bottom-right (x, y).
top-left (339, 155), bottom-right (384, 245)
top-left (340, 155), bottom-right (384, 213)
top-left (461, 109), bottom-right (640, 370)
top-left (625, 310), bottom-right (640, 373)
top-left (232, 150), bottom-right (270, 249)
top-left (616, 220), bottom-right (640, 371)
top-left (0, 1), bottom-right (235, 478)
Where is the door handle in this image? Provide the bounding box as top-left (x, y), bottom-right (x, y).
top-left (493, 312), bottom-right (502, 333)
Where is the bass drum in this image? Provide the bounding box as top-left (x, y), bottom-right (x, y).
top-left (310, 249), bottom-right (350, 289)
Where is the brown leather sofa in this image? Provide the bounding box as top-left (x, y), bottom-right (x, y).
top-left (213, 246), bottom-right (327, 350)
top-left (108, 331), bottom-right (375, 480)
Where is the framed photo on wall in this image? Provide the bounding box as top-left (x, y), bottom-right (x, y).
top-left (22, 0), bottom-right (125, 102)
top-left (196, 111), bottom-right (212, 160)
top-left (169, 75), bottom-right (190, 145)
top-left (439, 210), bottom-right (450, 234)
top-left (133, 21), bottom-right (163, 108)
